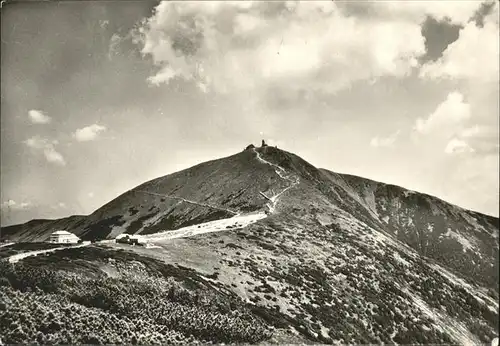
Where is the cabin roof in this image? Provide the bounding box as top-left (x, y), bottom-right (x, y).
top-left (51, 230), bottom-right (74, 235)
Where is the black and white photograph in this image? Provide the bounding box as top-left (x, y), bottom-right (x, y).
top-left (1, 0), bottom-right (499, 345)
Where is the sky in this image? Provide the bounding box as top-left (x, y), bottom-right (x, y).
top-left (1, 0), bottom-right (499, 226)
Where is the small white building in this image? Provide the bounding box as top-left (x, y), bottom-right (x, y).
top-left (48, 230), bottom-right (80, 244)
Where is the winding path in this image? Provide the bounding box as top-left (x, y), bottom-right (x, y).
top-left (252, 148), bottom-right (300, 213)
top-left (7, 243), bottom-right (90, 264)
top-left (143, 212), bottom-right (266, 242)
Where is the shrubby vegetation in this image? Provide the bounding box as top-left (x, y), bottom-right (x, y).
top-left (208, 216), bottom-right (499, 345)
top-left (0, 246), bottom-right (272, 344)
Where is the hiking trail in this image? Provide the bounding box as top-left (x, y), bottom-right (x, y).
top-left (136, 190), bottom-right (239, 216)
top-left (7, 242), bottom-right (90, 264)
top-left (253, 148), bottom-right (300, 213)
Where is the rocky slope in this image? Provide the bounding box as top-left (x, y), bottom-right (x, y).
top-left (1, 145), bottom-right (498, 345)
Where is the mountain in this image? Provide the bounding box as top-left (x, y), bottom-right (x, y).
top-left (1, 145), bottom-right (498, 345)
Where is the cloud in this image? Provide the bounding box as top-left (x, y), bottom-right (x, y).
top-left (24, 137), bottom-right (65, 166)
top-left (1, 200), bottom-right (31, 210)
top-left (73, 124), bottom-right (107, 142)
top-left (28, 109), bottom-right (51, 124)
top-left (456, 125), bottom-right (499, 155)
top-left (135, 0), bottom-right (486, 91)
top-left (416, 2), bottom-right (499, 159)
top-left (376, 1), bottom-right (483, 25)
top-left (135, 1), bottom-right (431, 98)
top-left (24, 137), bottom-right (54, 150)
top-left (23, 136), bottom-right (66, 166)
top-left (44, 149), bottom-right (66, 166)
top-left (420, 2), bottom-right (499, 82)
top-left (415, 91), bottom-right (471, 135)
top-left (370, 130), bottom-right (401, 148)
top-left (444, 138), bottom-right (475, 154)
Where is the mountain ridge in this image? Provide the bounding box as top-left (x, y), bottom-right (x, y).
top-left (1, 145), bottom-right (498, 344)
top-left (3, 145), bottom-right (497, 291)
top-left (2, 146), bottom-right (497, 230)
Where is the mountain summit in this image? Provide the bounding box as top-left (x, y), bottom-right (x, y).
top-left (1, 145), bottom-right (499, 344)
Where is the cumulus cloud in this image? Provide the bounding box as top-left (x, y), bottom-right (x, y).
top-left (73, 124), bottom-right (107, 142)
top-left (134, 1), bottom-right (431, 97)
top-left (44, 149), bottom-right (66, 165)
top-left (28, 109), bottom-right (51, 124)
top-left (420, 21), bottom-right (499, 82)
top-left (370, 130), bottom-right (401, 148)
top-left (415, 91), bottom-right (471, 135)
top-left (420, 1), bottom-right (498, 83)
top-left (24, 136), bottom-right (66, 166)
top-left (445, 138), bottom-right (475, 154)
top-left (415, 1), bottom-right (499, 161)
top-left (133, 0), bottom-right (491, 102)
top-left (1, 200), bottom-right (31, 210)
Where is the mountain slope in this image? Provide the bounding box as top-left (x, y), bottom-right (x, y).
top-left (1, 145), bottom-right (498, 345)
top-left (0, 215), bottom-right (86, 242)
top-left (320, 170), bottom-right (499, 292)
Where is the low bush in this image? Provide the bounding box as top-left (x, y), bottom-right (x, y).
top-left (0, 248), bottom-right (272, 345)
